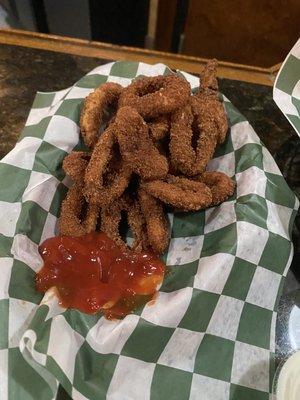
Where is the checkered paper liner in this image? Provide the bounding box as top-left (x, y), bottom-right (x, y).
top-left (274, 37), bottom-right (300, 137)
top-left (0, 61), bottom-right (298, 400)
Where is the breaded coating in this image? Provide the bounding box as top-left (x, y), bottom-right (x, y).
top-left (148, 115), bottom-right (170, 141)
top-left (195, 59), bottom-right (228, 144)
top-left (100, 196), bottom-right (128, 249)
top-left (169, 61), bottom-right (228, 176)
top-left (84, 124), bottom-right (131, 206)
top-left (169, 103), bottom-right (195, 175)
top-left (194, 171), bottom-right (235, 206)
top-left (101, 195), bottom-right (149, 251)
top-left (190, 95), bottom-right (219, 172)
top-left (199, 59), bottom-right (219, 91)
top-left (59, 184), bottom-right (100, 236)
top-left (114, 106), bottom-right (168, 180)
top-left (142, 175), bottom-right (212, 211)
top-left (62, 151), bottom-right (90, 183)
top-left (119, 74), bottom-right (190, 119)
top-left (84, 204), bottom-right (101, 233)
top-left (127, 199), bottom-right (150, 252)
top-left (80, 82), bottom-right (123, 148)
top-left (138, 188), bottom-right (169, 254)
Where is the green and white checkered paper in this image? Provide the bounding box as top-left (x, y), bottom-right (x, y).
top-left (274, 37), bottom-right (300, 137)
top-left (0, 61), bottom-right (298, 400)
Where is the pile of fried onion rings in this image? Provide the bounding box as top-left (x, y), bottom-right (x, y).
top-left (59, 60), bottom-right (235, 254)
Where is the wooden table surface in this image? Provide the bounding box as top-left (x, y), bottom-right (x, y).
top-left (0, 28), bottom-right (280, 86)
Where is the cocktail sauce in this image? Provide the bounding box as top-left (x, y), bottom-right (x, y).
top-left (36, 232), bottom-right (165, 319)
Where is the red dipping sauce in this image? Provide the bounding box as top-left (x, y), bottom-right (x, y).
top-left (36, 232), bottom-right (165, 319)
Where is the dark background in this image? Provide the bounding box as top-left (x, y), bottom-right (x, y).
top-left (1, 0), bottom-right (300, 67)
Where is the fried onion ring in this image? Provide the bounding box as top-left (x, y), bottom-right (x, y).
top-left (101, 195), bottom-right (149, 250)
top-left (59, 184), bottom-right (100, 236)
top-left (84, 124), bottom-right (131, 206)
top-left (169, 61), bottom-right (228, 176)
top-left (198, 59), bottom-right (218, 91)
top-left (127, 199), bottom-right (150, 252)
top-left (84, 204), bottom-right (101, 233)
top-left (100, 196), bottom-right (129, 249)
top-left (195, 60), bottom-right (228, 144)
top-left (138, 188), bottom-right (169, 254)
top-left (118, 74), bottom-right (191, 119)
top-left (61, 61), bottom-right (233, 255)
top-left (142, 175), bottom-right (212, 211)
top-left (80, 82), bottom-right (123, 148)
top-left (169, 103), bottom-right (194, 175)
top-left (114, 106), bottom-right (168, 180)
top-left (191, 96), bottom-right (220, 171)
top-left (192, 93), bottom-right (228, 147)
top-left (169, 100), bottom-right (219, 176)
top-left (62, 151), bottom-right (90, 183)
top-left (194, 171), bottom-right (235, 206)
top-left (148, 115), bottom-right (170, 141)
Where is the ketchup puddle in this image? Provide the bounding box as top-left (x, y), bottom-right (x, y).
top-left (36, 232), bottom-right (165, 319)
